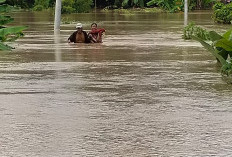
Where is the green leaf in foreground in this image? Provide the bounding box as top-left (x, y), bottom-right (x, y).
top-left (209, 31), bottom-right (222, 42)
top-left (192, 35), bottom-right (227, 65)
top-left (222, 29), bottom-right (232, 41)
top-left (215, 39), bottom-right (232, 52)
top-left (0, 26), bottom-right (27, 41)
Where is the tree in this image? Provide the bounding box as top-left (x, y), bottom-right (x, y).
top-left (6, 0), bottom-right (35, 8)
top-left (122, 0), bottom-right (145, 8)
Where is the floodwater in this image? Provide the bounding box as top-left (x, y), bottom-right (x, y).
top-left (1, 10), bottom-right (232, 156)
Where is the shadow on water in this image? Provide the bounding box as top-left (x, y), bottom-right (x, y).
top-left (1, 10), bottom-right (232, 156)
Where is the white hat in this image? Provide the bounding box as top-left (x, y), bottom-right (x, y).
top-left (76, 23), bottom-right (82, 28)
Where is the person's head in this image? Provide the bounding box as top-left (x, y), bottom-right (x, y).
top-left (91, 23), bottom-right (97, 30)
top-left (76, 23), bottom-right (83, 33)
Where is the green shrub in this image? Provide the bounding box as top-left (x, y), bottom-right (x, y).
top-left (212, 1), bottom-right (224, 10)
top-left (182, 22), bottom-right (210, 40)
top-left (48, 0), bottom-right (55, 7)
top-left (62, 6), bottom-right (75, 14)
top-left (212, 2), bottom-right (232, 24)
top-left (61, 0), bottom-right (74, 14)
top-left (34, 0), bottom-right (49, 9)
top-left (73, 0), bottom-right (93, 13)
top-left (62, 0), bottom-right (74, 6)
top-left (5, 0), bottom-right (35, 8)
top-left (202, 0), bottom-right (217, 8)
top-left (61, 0), bottom-right (93, 14)
top-left (147, 0), bottom-right (183, 13)
top-left (33, 4), bottom-right (43, 11)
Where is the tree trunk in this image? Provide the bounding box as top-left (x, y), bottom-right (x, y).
top-left (196, 0), bottom-right (202, 9)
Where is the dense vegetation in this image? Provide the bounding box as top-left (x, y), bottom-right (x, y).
top-left (147, 0), bottom-right (217, 12)
top-left (4, 0), bottom-right (219, 13)
top-left (62, 0), bottom-right (93, 13)
top-left (212, 2), bottom-right (232, 24)
top-left (0, 0), bottom-right (27, 50)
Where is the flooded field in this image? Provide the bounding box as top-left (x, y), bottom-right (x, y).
top-left (1, 10), bottom-right (232, 156)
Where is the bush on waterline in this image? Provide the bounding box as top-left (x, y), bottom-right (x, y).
top-left (62, 0), bottom-right (92, 14)
top-left (212, 2), bottom-right (232, 24)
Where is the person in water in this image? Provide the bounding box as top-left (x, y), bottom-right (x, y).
top-left (88, 23), bottom-right (105, 43)
top-left (68, 23), bottom-right (90, 43)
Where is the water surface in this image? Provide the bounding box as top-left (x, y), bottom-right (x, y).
top-left (1, 10), bottom-right (232, 156)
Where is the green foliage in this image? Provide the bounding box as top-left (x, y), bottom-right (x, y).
top-left (188, 0), bottom-right (196, 10)
top-left (147, 0), bottom-right (172, 10)
top-left (202, 0), bottom-right (217, 8)
top-left (215, 29), bottom-right (232, 52)
top-left (182, 22), bottom-right (210, 40)
top-left (0, 0), bottom-right (27, 50)
top-left (192, 28), bottom-right (232, 76)
top-left (61, 0), bottom-right (74, 13)
top-left (212, 2), bottom-right (232, 24)
top-left (0, 4), bottom-right (13, 12)
top-left (48, 0), bottom-right (56, 7)
top-left (62, 0), bottom-right (74, 7)
top-left (62, 6), bottom-right (75, 14)
top-left (73, 0), bottom-right (93, 13)
top-left (34, 0), bottom-right (49, 9)
top-left (0, 26), bottom-right (26, 41)
top-left (0, 15), bottom-right (13, 25)
top-left (5, 0), bottom-right (35, 9)
top-left (61, 0), bottom-right (93, 14)
top-left (33, 4), bottom-right (43, 11)
top-left (146, 0), bottom-right (217, 12)
top-left (113, 0), bottom-right (120, 8)
top-left (147, 0), bottom-right (183, 12)
top-left (122, 0), bottom-right (144, 8)
top-left (212, 1), bottom-right (223, 10)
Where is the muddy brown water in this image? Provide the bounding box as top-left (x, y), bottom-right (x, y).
top-left (1, 10), bottom-right (232, 156)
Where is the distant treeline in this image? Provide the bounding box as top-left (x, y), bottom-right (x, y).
top-left (5, 0), bottom-right (221, 13)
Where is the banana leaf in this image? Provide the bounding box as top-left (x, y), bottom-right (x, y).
top-left (0, 26), bottom-right (27, 40)
top-left (192, 35), bottom-right (227, 65)
top-left (215, 39), bottom-right (232, 52)
top-left (209, 31), bottom-right (222, 42)
top-left (222, 29), bottom-right (232, 41)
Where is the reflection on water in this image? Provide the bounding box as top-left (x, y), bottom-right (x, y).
top-left (54, 30), bottom-right (62, 62)
top-left (1, 10), bottom-right (232, 156)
